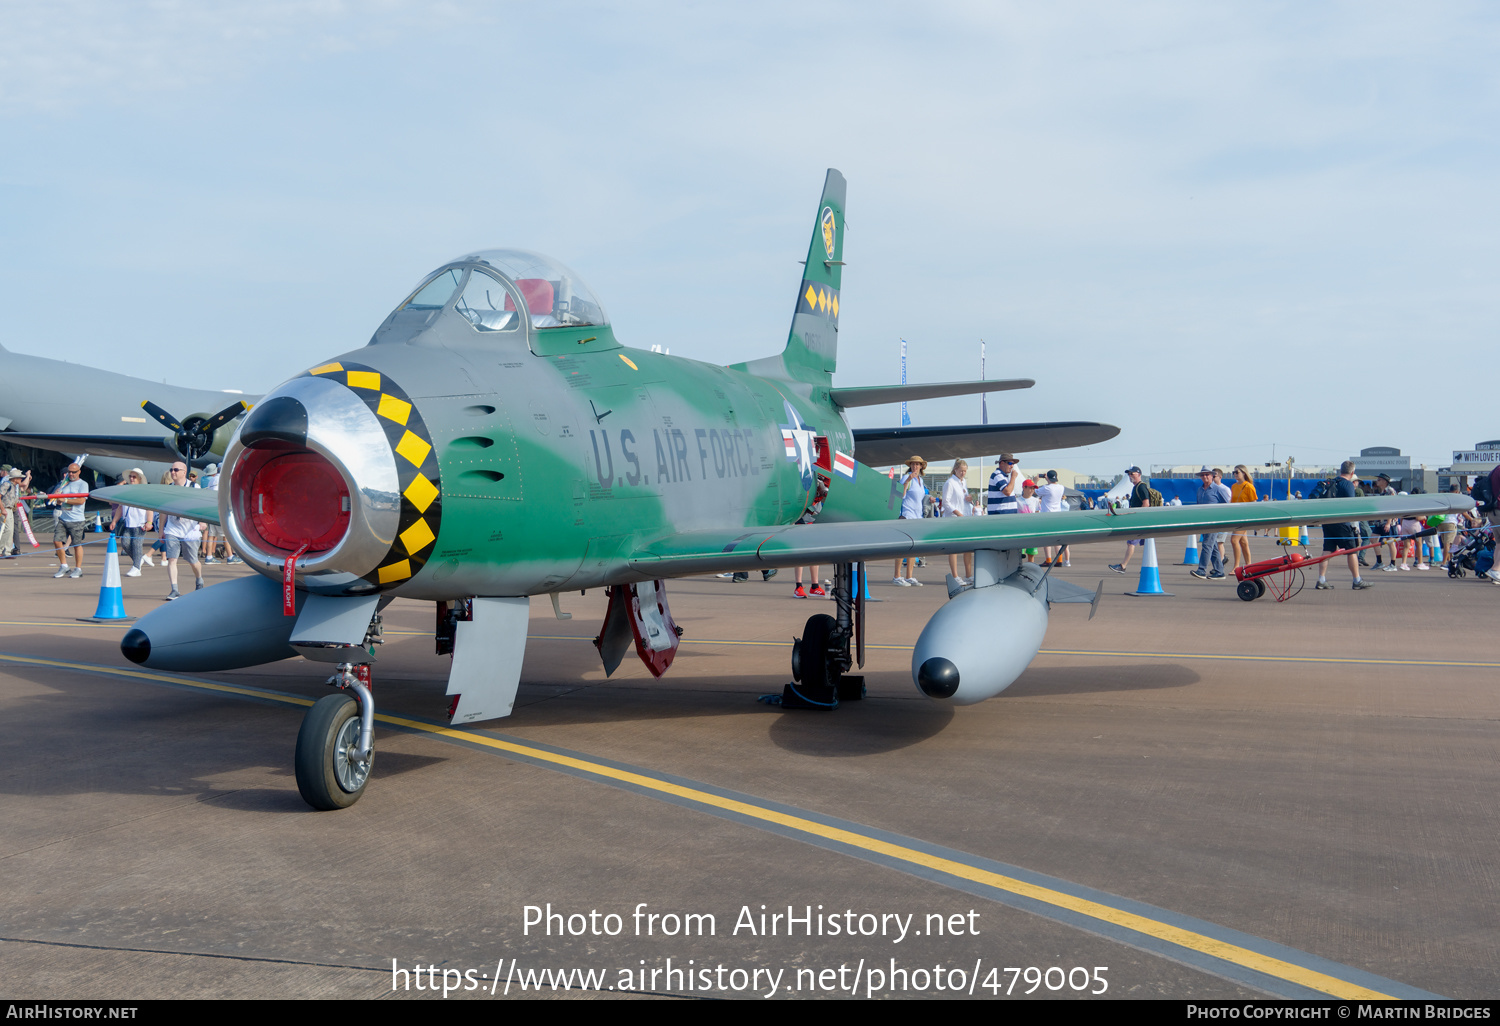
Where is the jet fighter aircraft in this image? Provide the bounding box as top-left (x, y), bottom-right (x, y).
top-left (98, 170), bottom-right (1470, 810)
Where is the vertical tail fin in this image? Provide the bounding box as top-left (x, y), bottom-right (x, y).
top-left (782, 169), bottom-right (845, 379)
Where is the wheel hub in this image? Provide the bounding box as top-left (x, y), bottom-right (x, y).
top-left (333, 715), bottom-right (371, 793)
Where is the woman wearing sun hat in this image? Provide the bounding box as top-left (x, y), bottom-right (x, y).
top-left (893, 455), bottom-right (927, 586)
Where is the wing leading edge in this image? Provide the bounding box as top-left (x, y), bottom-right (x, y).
top-left (93, 484), bottom-right (221, 526)
top-left (829, 379), bottom-right (1034, 408)
top-left (629, 495), bottom-right (1470, 577)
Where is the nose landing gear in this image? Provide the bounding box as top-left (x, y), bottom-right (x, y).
top-left (295, 662), bottom-right (375, 810)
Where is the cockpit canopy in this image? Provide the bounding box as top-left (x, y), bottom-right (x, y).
top-left (394, 249), bottom-right (609, 334)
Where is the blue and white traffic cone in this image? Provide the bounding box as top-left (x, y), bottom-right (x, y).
top-left (855, 562), bottom-right (880, 602)
top-left (1180, 535), bottom-right (1198, 565)
top-left (1127, 538), bottom-right (1174, 597)
top-left (1299, 527), bottom-right (1309, 547)
top-left (82, 534), bottom-right (135, 623)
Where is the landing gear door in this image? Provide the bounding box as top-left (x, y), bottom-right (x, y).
top-left (593, 580), bottom-right (680, 678)
top-left (446, 596), bottom-right (530, 723)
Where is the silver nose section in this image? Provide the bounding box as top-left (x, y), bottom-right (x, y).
top-left (223, 374), bottom-right (402, 594)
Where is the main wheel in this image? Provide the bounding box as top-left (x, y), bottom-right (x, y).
top-left (295, 693), bottom-right (372, 810)
top-left (1236, 580), bottom-right (1259, 602)
top-left (790, 614), bottom-right (838, 695)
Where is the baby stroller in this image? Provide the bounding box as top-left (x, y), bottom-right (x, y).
top-left (1445, 527), bottom-right (1494, 578)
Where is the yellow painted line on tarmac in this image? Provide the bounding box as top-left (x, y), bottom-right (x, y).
top-left (0, 652), bottom-right (317, 707)
top-left (0, 621), bottom-right (131, 628)
top-left (0, 649), bottom-right (1439, 998)
top-left (375, 715), bottom-right (1395, 1000)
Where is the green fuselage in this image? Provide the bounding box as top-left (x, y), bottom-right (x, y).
top-left (318, 318), bottom-right (890, 601)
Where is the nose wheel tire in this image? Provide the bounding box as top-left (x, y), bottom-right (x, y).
top-left (295, 693), bottom-right (372, 810)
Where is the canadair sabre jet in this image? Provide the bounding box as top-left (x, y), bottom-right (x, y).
top-left (98, 171), bottom-right (1471, 810)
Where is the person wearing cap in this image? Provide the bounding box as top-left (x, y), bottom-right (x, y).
top-left (0, 466), bottom-right (30, 559)
top-left (893, 456), bottom-right (927, 586)
top-left (987, 452), bottom-right (1021, 517)
top-left (1035, 469), bottom-right (1068, 566)
top-left (1107, 467), bottom-right (1152, 574)
top-left (1368, 473), bottom-right (1400, 570)
top-left (1189, 466), bottom-right (1232, 580)
top-left (1019, 479), bottom-right (1042, 562)
top-left (109, 468), bottom-right (153, 576)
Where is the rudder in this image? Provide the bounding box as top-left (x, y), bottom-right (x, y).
top-left (783, 169), bottom-right (845, 379)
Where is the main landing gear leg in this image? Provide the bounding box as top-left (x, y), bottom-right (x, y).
top-left (780, 562), bottom-right (865, 709)
top-left (295, 661), bottom-right (375, 810)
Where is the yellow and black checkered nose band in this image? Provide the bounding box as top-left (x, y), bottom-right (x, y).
top-left (306, 361), bottom-right (441, 589)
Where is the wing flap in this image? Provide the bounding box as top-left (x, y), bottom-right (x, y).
top-left (92, 484), bottom-right (221, 526)
top-left (630, 496), bottom-right (1470, 576)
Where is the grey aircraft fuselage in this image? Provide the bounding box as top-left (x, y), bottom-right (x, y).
top-left (0, 343), bottom-right (258, 481)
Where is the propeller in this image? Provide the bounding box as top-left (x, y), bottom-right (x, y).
top-left (140, 399), bottom-right (251, 462)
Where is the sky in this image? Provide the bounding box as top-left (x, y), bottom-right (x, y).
top-left (1, 1), bottom-right (1495, 479)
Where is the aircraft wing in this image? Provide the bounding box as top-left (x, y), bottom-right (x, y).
top-left (1, 431), bottom-right (178, 463)
top-left (852, 421), bottom-right (1121, 465)
top-left (93, 484), bottom-right (221, 525)
top-left (629, 495), bottom-right (1470, 576)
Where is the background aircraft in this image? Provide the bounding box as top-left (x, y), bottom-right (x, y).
top-left (99, 170), bottom-right (1468, 811)
top-left (0, 342), bottom-right (255, 483)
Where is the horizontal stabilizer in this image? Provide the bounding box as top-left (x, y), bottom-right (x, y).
top-left (93, 483), bottom-right (221, 526)
top-left (853, 421), bottom-right (1120, 466)
top-left (828, 378), bottom-right (1034, 408)
top-left (1, 431), bottom-right (176, 463)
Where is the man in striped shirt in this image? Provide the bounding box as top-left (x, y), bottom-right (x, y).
top-left (987, 453), bottom-right (1020, 515)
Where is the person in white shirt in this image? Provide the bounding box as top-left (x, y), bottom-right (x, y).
top-left (1035, 469), bottom-right (1068, 566)
top-left (942, 460), bottom-right (974, 584)
top-left (162, 461), bottom-right (204, 600)
top-left (50, 464), bottom-right (90, 579)
top-left (108, 468), bottom-right (153, 576)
